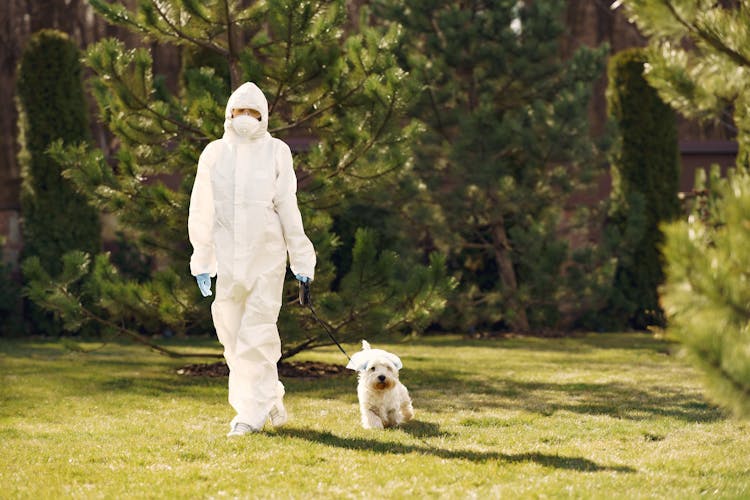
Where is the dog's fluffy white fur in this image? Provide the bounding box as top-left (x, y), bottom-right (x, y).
top-left (346, 340), bottom-right (414, 429)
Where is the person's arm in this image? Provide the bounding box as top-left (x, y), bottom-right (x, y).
top-left (273, 141), bottom-right (316, 280)
top-left (188, 144), bottom-right (218, 278)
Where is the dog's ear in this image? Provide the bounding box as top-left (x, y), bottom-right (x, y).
top-left (385, 352), bottom-right (403, 371)
top-left (346, 350), bottom-right (370, 371)
top-left (362, 340), bottom-right (371, 350)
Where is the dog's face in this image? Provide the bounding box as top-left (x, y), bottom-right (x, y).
top-left (361, 357), bottom-right (400, 391)
top-left (346, 340), bottom-right (404, 391)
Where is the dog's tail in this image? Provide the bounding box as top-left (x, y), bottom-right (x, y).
top-left (362, 339), bottom-right (371, 350)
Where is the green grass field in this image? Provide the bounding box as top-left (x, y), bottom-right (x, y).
top-left (1, 333), bottom-right (748, 498)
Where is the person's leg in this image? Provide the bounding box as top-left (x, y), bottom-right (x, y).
top-left (211, 279), bottom-right (245, 370)
top-left (211, 278), bottom-right (255, 433)
top-left (230, 267), bottom-right (286, 429)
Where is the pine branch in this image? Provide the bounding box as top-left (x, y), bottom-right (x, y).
top-left (693, 344), bottom-right (750, 398)
top-left (180, 0), bottom-right (216, 26)
top-left (427, 85), bottom-right (451, 142)
top-left (345, 163), bottom-right (402, 181)
top-left (337, 288), bottom-right (398, 333)
top-left (99, 66), bottom-right (206, 138)
top-left (89, 0), bottom-right (156, 37)
top-left (281, 336), bottom-right (322, 360)
top-left (270, 81), bottom-right (367, 133)
top-left (47, 283), bottom-right (222, 359)
top-left (150, 1), bottom-right (229, 56)
top-left (273, 65), bottom-right (325, 97)
top-left (329, 91), bottom-right (397, 178)
top-left (460, 241), bottom-right (494, 250)
top-left (662, 0), bottom-right (750, 68)
top-left (269, 6), bottom-right (295, 115)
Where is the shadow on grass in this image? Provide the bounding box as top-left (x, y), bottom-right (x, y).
top-left (407, 370), bottom-right (725, 423)
top-left (279, 427), bottom-right (635, 472)
top-left (400, 419), bottom-right (451, 438)
top-left (70, 370), bottom-right (723, 426)
top-left (287, 365), bottom-right (724, 423)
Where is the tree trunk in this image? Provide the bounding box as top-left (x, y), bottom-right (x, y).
top-left (224, 0), bottom-right (242, 91)
top-left (491, 219), bottom-right (530, 332)
top-left (228, 58), bottom-right (242, 91)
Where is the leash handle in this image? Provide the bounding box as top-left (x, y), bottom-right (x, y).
top-left (298, 280), bottom-right (311, 306)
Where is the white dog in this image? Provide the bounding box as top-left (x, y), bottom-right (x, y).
top-left (346, 340), bottom-right (414, 429)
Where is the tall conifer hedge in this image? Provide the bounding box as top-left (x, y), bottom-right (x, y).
top-left (606, 48), bottom-right (680, 329)
top-left (17, 30), bottom-right (101, 333)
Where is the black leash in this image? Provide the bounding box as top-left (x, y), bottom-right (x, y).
top-left (299, 281), bottom-right (351, 361)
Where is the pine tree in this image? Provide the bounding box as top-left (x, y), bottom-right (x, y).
top-left (23, 1), bottom-right (453, 356)
top-left (374, 0), bottom-right (609, 332)
top-left (621, 0), bottom-right (750, 414)
top-left (606, 48), bottom-right (681, 329)
top-left (17, 29), bottom-right (101, 335)
top-left (661, 170), bottom-right (750, 417)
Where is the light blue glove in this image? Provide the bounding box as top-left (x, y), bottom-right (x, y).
top-left (196, 273), bottom-right (213, 297)
top-left (295, 274), bottom-right (311, 283)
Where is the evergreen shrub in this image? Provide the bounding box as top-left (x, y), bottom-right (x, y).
top-left (17, 30), bottom-right (101, 334)
top-left (606, 47), bottom-right (680, 329)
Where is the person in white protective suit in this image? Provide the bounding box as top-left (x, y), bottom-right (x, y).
top-left (188, 82), bottom-right (316, 437)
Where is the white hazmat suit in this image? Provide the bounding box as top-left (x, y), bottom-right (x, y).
top-left (188, 82), bottom-right (316, 431)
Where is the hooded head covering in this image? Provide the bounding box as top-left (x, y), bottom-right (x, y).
top-left (223, 82), bottom-right (270, 142)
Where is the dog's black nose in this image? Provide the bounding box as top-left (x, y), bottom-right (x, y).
top-left (378, 375), bottom-right (386, 382)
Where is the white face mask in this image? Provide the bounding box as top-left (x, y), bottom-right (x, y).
top-left (232, 115), bottom-right (261, 137)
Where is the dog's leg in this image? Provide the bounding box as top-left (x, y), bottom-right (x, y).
top-left (400, 386), bottom-right (414, 422)
top-left (401, 399), bottom-right (414, 422)
top-left (361, 407), bottom-right (384, 429)
top-left (385, 408), bottom-right (400, 428)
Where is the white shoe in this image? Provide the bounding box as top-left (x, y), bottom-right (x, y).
top-left (269, 402), bottom-right (287, 427)
top-left (227, 422), bottom-right (257, 437)
top-left (269, 381), bottom-right (287, 427)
